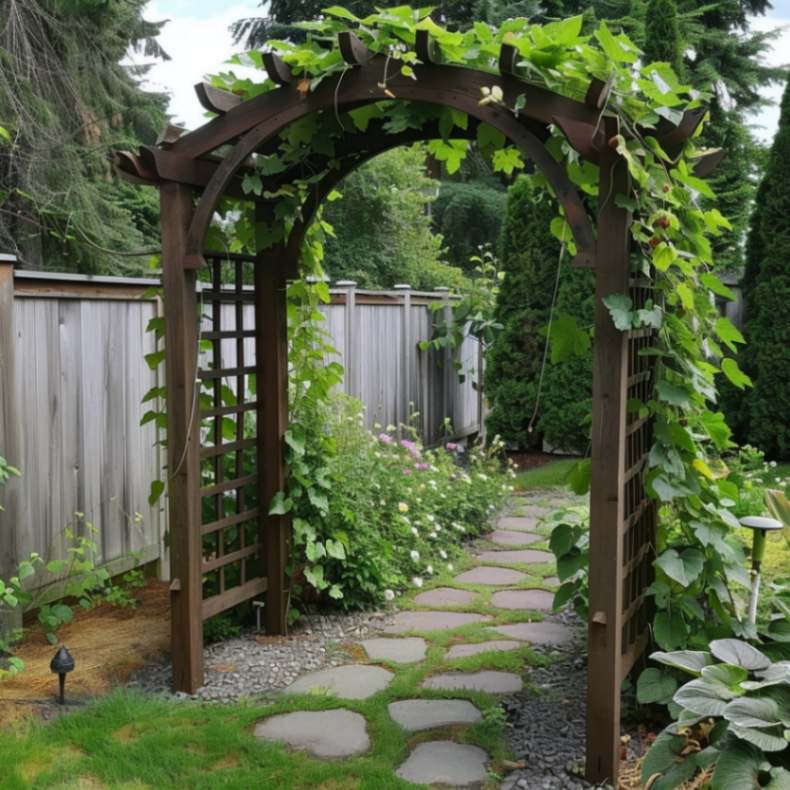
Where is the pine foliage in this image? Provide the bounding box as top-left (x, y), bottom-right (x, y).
top-left (643, 0), bottom-right (683, 76)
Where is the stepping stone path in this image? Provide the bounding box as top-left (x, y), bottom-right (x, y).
top-left (383, 610), bottom-right (490, 633)
top-left (388, 699), bottom-right (482, 731)
top-left (396, 741), bottom-right (489, 786)
top-left (476, 548), bottom-right (554, 565)
top-left (414, 587), bottom-right (476, 607)
top-left (361, 637), bottom-right (427, 664)
top-left (454, 566), bottom-right (527, 585)
top-left (497, 516), bottom-right (540, 531)
top-left (494, 621), bottom-right (574, 646)
top-left (489, 529), bottom-right (542, 546)
top-left (284, 664), bottom-right (393, 699)
top-left (254, 710), bottom-right (369, 757)
top-left (266, 491), bottom-right (579, 787)
top-left (423, 670), bottom-right (523, 693)
top-left (446, 640), bottom-right (522, 659)
top-left (491, 589), bottom-right (555, 611)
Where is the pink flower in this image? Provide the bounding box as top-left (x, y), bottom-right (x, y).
top-left (378, 433), bottom-right (394, 445)
top-left (415, 463), bottom-right (429, 471)
top-left (446, 442), bottom-right (458, 452)
top-left (402, 468), bottom-right (413, 476)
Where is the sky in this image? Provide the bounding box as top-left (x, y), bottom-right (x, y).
top-left (136, 0), bottom-right (790, 140)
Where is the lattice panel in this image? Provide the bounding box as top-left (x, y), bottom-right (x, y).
top-left (620, 279), bottom-right (658, 672)
top-left (198, 252), bottom-right (265, 620)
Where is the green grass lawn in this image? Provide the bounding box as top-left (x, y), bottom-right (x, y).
top-left (512, 458), bottom-right (579, 491)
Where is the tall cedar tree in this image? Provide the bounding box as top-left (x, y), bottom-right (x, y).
top-left (643, 0), bottom-right (684, 77)
top-left (739, 77), bottom-right (790, 459)
top-left (0, 0), bottom-right (168, 274)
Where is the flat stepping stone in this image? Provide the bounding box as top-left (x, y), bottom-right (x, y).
top-left (497, 516), bottom-right (540, 531)
top-left (454, 566), bottom-right (526, 586)
top-left (422, 670), bottom-right (523, 693)
top-left (446, 640), bottom-right (522, 659)
top-left (254, 709), bottom-right (369, 757)
top-left (383, 611), bottom-right (489, 634)
top-left (493, 621), bottom-right (573, 646)
top-left (476, 549), bottom-right (554, 565)
top-left (491, 589), bottom-right (555, 611)
top-left (414, 587), bottom-right (476, 607)
top-left (396, 741), bottom-right (489, 786)
top-left (285, 664), bottom-right (392, 699)
top-left (519, 506), bottom-right (551, 517)
top-left (360, 637), bottom-right (427, 664)
top-left (488, 530), bottom-right (542, 546)
top-left (388, 699), bottom-right (482, 731)
top-left (543, 576), bottom-right (561, 587)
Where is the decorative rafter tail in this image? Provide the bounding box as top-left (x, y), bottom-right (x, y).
top-left (194, 82), bottom-right (243, 114)
top-left (552, 115), bottom-right (603, 164)
top-left (113, 150), bottom-right (160, 186)
top-left (585, 75), bottom-right (613, 110)
top-left (691, 149), bottom-right (725, 178)
top-left (656, 107), bottom-right (707, 152)
top-left (262, 52), bottom-right (294, 86)
top-left (415, 29), bottom-right (442, 64)
top-left (338, 31), bottom-right (374, 65)
top-left (156, 124), bottom-right (188, 147)
top-left (498, 43), bottom-right (520, 77)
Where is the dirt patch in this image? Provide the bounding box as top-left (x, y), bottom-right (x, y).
top-left (0, 581), bottom-right (170, 725)
top-left (211, 754), bottom-right (241, 771)
top-left (507, 451), bottom-right (574, 471)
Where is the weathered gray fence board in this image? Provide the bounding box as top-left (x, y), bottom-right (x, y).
top-left (0, 267), bottom-right (481, 591)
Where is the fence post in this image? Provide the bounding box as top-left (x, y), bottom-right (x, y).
top-left (394, 284), bottom-right (412, 432)
top-left (336, 280), bottom-right (357, 398)
top-left (0, 255), bottom-right (22, 635)
top-left (436, 287), bottom-right (453, 435)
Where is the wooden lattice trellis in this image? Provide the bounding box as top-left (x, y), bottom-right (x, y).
top-left (116, 32), bottom-right (719, 784)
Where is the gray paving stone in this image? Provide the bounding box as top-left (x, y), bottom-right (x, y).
top-left (488, 529), bottom-right (542, 546)
top-left (360, 637), bottom-right (427, 664)
top-left (284, 664), bottom-right (393, 699)
top-left (497, 516), bottom-right (540, 531)
top-left (383, 611), bottom-right (490, 634)
top-left (422, 670), bottom-right (523, 693)
top-left (476, 549), bottom-right (554, 565)
top-left (543, 576), bottom-right (561, 587)
top-left (446, 640), bottom-right (522, 659)
top-left (388, 699), bottom-right (482, 731)
top-left (454, 566), bottom-right (527, 586)
top-left (518, 506), bottom-right (551, 517)
top-left (492, 621), bottom-right (573, 646)
top-left (414, 587), bottom-right (476, 607)
top-left (491, 589), bottom-right (555, 611)
top-left (396, 741), bottom-right (489, 786)
top-left (254, 709), bottom-right (369, 757)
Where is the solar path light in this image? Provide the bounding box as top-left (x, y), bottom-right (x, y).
top-left (739, 516), bottom-right (784, 626)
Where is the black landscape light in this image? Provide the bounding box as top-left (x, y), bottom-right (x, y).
top-left (50, 646), bottom-right (75, 705)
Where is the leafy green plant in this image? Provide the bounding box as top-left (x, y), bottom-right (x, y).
top-left (203, 614), bottom-right (242, 645)
top-left (642, 638), bottom-right (790, 789)
top-left (103, 567), bottom-right (146, 610)
top-left (547, 507), bottom-right (590, 618)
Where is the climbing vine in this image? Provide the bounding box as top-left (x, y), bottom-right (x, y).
top-left (199, 6), bottom-right (755, 661)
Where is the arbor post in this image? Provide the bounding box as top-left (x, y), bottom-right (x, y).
top-left (256, 241), bottom-right (290, 635)
top-left (336, 280), bottom-right (358, 398)
top-left (394, 284), bottom-right (412, 431)
top-left (160, 184), bottom-right (204, 693)
top-left (586, 119), bottom-right (633, 785)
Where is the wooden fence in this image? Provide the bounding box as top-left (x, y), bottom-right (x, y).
top-left (0, 261), bottom-right (481, 594)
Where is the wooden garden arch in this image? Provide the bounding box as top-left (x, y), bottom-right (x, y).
top-left (116, 31), bottom-right (716, 784)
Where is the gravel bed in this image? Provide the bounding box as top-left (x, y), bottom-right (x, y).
top-left (126, 609), bottom-right (394, 702)
top-left (499, 609), bottom-right (614, 790)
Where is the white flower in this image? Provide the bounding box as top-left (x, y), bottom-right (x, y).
top-left (412, 576), bottom-right (424, 588)
top-left (439, 549), bottom-right (447, 559)
top-left (447, 563), bottom-right (454, 571)
top-left (430, 531), bottom-right (438, 539)
top-left (478, 473), bottom-right (488, 481)
top-left (426, 514), bottom-right (435, 523)
top-left (399, 502), bottom-right (409, 513)
top-left (410, 550), bottom-right (420, 562)
top-left (386, 424), bottom-right (396, 432)
top-left (384, 589), bottom-right (395, 601)
top-left (426, 564), bottom-right (434, 575)
top-left (770, 461), bottom-right (778, 468)
top-left (411, 526), bottom-right (419, 537)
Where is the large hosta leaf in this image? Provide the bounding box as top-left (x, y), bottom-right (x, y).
top-left (638, 668), bottom-right (678, 704)
top-left (730, 723), bottom-right (789, 752)
top-left (765, 767), bottom-right (790, 790)
top-left (656, 548), bottom-right (705, 587)
top-left (674, 679), bottom-right (729, 717)
top-left (651, 649), bottom-right (714, 676)
top-left (711, 738), bottom-right (761, 790)
top-left (710, 639), bottom-right (771, 671)
top-left (701, 664), bottom-right (749, 698)
top-left (724, 696), bottom-right (783, 729)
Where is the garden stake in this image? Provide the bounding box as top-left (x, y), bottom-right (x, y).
top-left (739, 516), bottom-right (783, 625)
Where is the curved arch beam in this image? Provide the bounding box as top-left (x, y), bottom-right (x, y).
top-left (183, 62), bottom-right (597, 268)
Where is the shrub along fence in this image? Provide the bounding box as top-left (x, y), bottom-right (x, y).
top-left (0, 258), bottom-right (481, 599)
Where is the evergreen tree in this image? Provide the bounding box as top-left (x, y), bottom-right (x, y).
top-left (0, 0), bottom-right (168, 273)
top-left (738, 77), bottom-right (790, 459)
top-left (486, 176), bottom-right (558, 449)
top-left (643, 0), bottom-right (683, 76)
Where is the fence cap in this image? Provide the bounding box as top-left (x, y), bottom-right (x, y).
top-left (335, 280), bottom-right (358, 287)
top-left (393, 283), bottom-right (412, 290)
top-left (0, 253), bottom-right (17, 264)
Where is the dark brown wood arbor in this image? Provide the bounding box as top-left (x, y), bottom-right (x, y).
top-left (116, 32), bottom-right (714, 784)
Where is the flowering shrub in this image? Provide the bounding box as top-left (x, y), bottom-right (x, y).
top-left (287, 396), bottom-right (513, 610)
